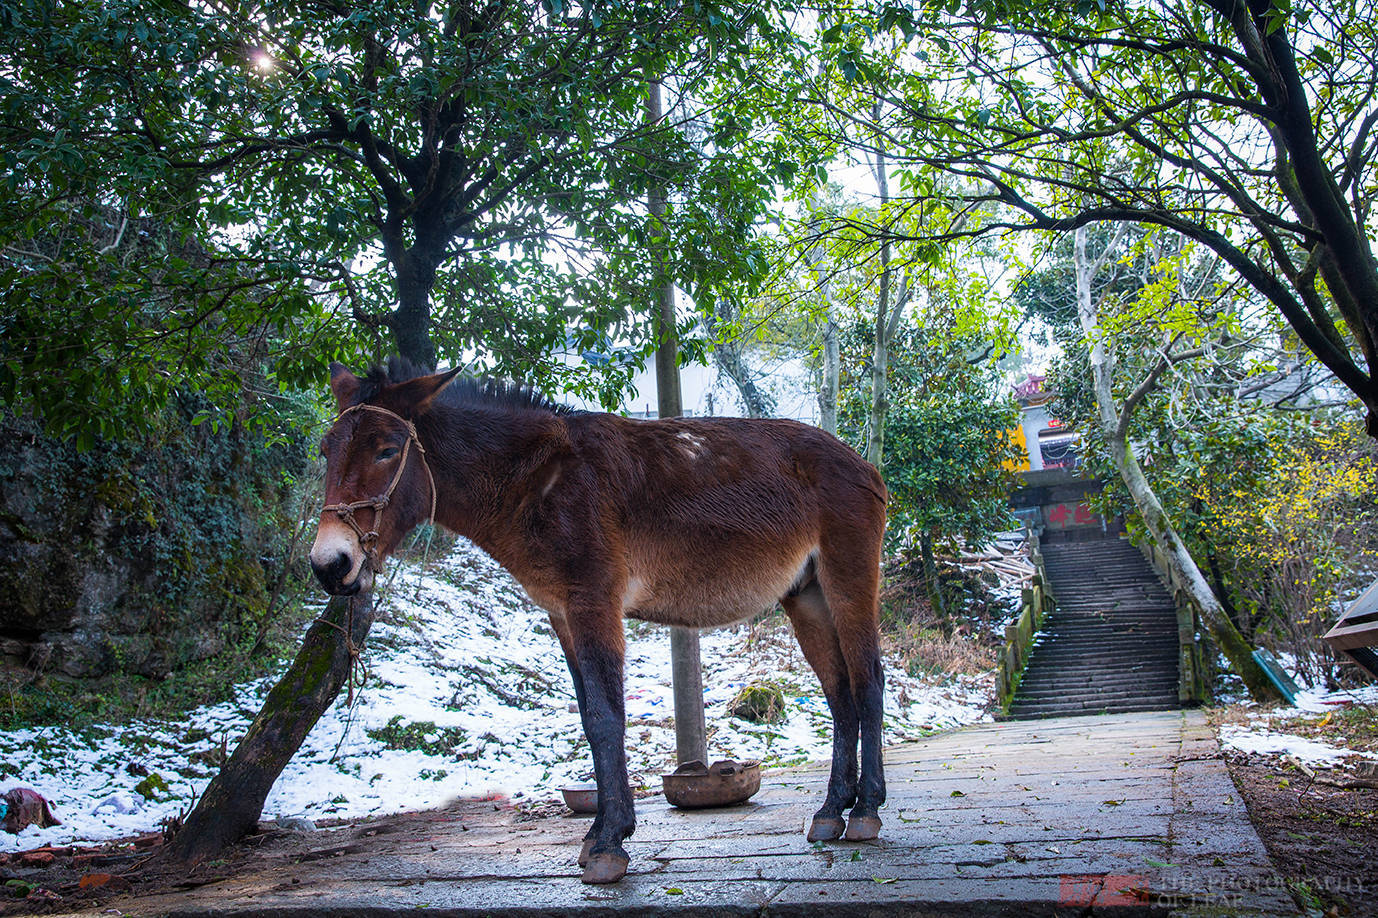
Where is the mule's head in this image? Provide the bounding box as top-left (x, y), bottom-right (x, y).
top-left (310, 361), bottom-right (459, 595)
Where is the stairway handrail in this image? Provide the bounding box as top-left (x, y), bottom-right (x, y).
top-left (996, 526), bottom-right (1050, 714)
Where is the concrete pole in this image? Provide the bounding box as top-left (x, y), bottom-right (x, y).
top-left (647, 78), bottom-right (707, 766)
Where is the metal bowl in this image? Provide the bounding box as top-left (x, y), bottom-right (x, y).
top-left (662, 759), bottom-right (761, 809)
top-left (559, 784), bottom-right (599, 814)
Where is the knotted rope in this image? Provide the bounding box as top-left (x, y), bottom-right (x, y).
top-left (318, 403), bottom-right (438, 708)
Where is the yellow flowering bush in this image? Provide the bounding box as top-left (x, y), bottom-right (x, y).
top-left (1195, 422), bottom-right (1378, 686)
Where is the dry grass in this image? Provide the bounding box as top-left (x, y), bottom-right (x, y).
top-left (884, 622), bottom-right (996, 678)
top-left (879, 551), bottom-right (1005, 679)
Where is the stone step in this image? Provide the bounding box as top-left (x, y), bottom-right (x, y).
top-left (1044, 565), bottom-right (1164, 576)
top-left (1053, 592), bottom-right (1174, 603)
top-left (1039, 623), bottom-right (1177, 633)
top-left (1036, 623), bottom-right (1174, 628)
top-left (1017, 686), bottom-right (1180, 704)
top-left (1022, 654), bottom-right (1179, 670)
top-left (1039, 619), bottom-right (1177, 629)
top-left (1037, 622), bottom-right (1178, 632)
top-left (1037, 619), bottom-right (1178, 630)
top-left (1046, 608), bottom-right (1176, 615)
top-left (1051, 586), bottom-right (1167, 592)
top-left (1056, 594), bottom-right (1171, 602)
top-left (1000, 700), bottom-right (1183, 720)
top-left (1053, 606), bottom-right (1174, 614)
top-left (1012, 694), bottom-right (1181, 714)
top-left (1030, 636), bottom-right (1178, 651)
top-left (1019, 663), bottom-right (1179, 680)
top-left (1011, 685), bottom-right (1180, 704)
top-left (1018, 668), bottom-right (1179, 688)
top-left (1030, 637), bottom-right (1176, 649)
top-left (1017, 535), bottom-right (1186, 716)
top-left (1019, 672), bottom-right (1179, 694)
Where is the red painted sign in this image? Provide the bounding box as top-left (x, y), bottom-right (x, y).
top-left (1044, 502), bottom-right (1102, 529)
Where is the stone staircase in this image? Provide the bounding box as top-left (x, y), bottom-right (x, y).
top-left (1005, 537), bottom-right (1182, 719)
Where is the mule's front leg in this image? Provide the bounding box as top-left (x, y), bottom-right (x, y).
top-left (571, 613), bottom-right (635, 884)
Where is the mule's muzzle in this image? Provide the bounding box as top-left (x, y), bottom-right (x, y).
top-left (311, 550), bottom-right (364, 596)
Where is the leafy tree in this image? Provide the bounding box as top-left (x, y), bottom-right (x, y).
top-left (1195, 419), bottom-right (1377, 686)
top-left (2, 0), bottom-right (791, 436)
top-left (1064, 223), bottom-right (1281, 701)
top-left (837, 318), bottom-right (1019, 555)
top-left (805, 0), bottom-right (1378, 437)
top-left (1040, 228), bottom-right (1375, 687)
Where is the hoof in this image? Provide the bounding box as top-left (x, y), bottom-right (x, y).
top-left (806, 816), bottom-right (846, 842)
top-left (844, 814), bottom-right (882, 841)
top-left (581, 851), bottom-right (629, 884)
top-left (578, 837), bottom-right (595, 868)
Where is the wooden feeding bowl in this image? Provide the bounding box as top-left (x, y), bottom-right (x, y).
top-left (662, 759), bottom-right (761, 809)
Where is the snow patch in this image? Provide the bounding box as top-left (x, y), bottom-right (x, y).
top-left (1217, 725), bottom-right (1371, 766)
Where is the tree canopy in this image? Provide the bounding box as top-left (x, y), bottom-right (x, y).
top-left (802, 0), bottom-right (1378, 437)
top-left (2, 0), bottom-right (793, 437)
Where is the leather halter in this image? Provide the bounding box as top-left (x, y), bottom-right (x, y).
top-left (321, 404), bottom-right (438, 573)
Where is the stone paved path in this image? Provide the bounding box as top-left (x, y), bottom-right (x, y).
top-left (72, 710), bottom-right (1296, 917)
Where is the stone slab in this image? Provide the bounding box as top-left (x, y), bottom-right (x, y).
top-left (55, 710), bottom-right (1297, 917)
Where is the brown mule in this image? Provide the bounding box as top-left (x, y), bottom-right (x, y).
top-left (310, 359), bottom-right (889, 883)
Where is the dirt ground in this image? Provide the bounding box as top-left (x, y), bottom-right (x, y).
top-left (1219, 705), bottom-right (1378, 918)
top-left (0, 797), bottom-right (517, 915)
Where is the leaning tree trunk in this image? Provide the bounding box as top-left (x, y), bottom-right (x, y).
top-left (1073, 226), bottom-right (1281, 703)
top-left (159, 593), bottom-right (377, 865)
top-left (713, 339), bottom-right (775, 418)
top-left (705, 302), bottom-right (776, 418)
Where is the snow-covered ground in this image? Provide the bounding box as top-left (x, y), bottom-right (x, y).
top-left (0, 539), bottom-right (994, 852)
top-left (1217, 681), bottom-right (1378, 766)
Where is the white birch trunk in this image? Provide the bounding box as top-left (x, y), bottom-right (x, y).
top-left (1073, 226), bottom-right (1279, 703)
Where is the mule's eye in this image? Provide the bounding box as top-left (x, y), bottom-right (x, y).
top-left (376, 446), bottom-right (400, 463)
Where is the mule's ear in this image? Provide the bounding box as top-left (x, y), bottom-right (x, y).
top-left (401, 365), bottom-right (464, 415)
top-left (329, 362), bottom-right (360, 411)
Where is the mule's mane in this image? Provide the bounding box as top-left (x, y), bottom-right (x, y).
top-left (356, 356), bottom-right (573, 416)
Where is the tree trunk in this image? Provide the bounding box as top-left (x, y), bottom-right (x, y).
top-left (867, 102), bottom-right (893, 469)
top-left (704, 303), bottom-right (775, 418)
top-left (920, 532), bottom-right (946, 622)
top-left (159, 592), bottom-right (377, 865)
top-left (1073, 226), bottom-right (1280, 703)
top-left (801, 208), bottom-right (839, 435)
top-left (647, 77), bottom-right (707, 767)
top-left (819, 313), bottom-right (840, 435)
top-left (390, 250), bottom-right (439, 370)
top-left (713, 343), bottom-right (774, 417)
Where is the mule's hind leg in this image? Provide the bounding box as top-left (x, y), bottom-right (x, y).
top-left (549, 613), bottom-right (600, 868)
top-left (816, 542), bottom-right (886, 841)
top-left (782, 580), bottom-right (858, 842)
top-left (565, 597), bottom-right (636, 884)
